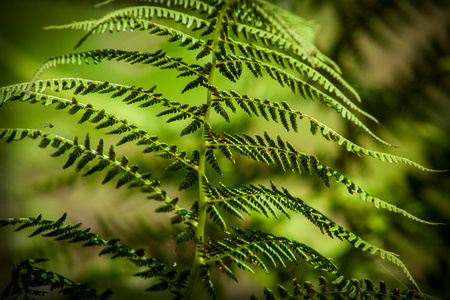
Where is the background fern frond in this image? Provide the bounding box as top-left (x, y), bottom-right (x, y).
top-left (248, 0), bottom-right (319, 55)
top-left (0, 214), bottom-right (192, 298)
top-left (1, 214), bottom-right (145, 260)
top-left (1, 259), bottom-right (113, 300)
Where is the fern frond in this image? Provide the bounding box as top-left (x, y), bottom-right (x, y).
top-left (204, 179), bottom-right (441, 229)
top-left (1, 214), bottom-right (144, 260)
top-left (205, 148), bottom-right (222, 175)
top-left (0, 128), bottom-right (192, 218)
top-left (210, 131), bottom-right (442, 225)
top-left (27, 49), bottom-right (209, 91)
top-left (0, 259), bottom-right (113, 300)
top-left (242, 183), bottom-right (424, 295)
top-left (176, 224), bottom-right (197, 245)
top-left (46, 6), bottom-right (213, 50)
top-left (213, 90), bottom-right (443, 173)
top-left (216, 56), bottom-right (387, 145)
top-left (199, 265), bottom-right (217, 299)
top-left (179, 168), bottom-right (199, 191)
top-left (203, 228), bottom-right (341, 279)
top-left (202, 222), bottom-right (422, 297)
top-left (207, 204), bottom-right (227, 230)
top-left (140, 0), bottom-right (215, 14)
top-left (205, 182), bottom-right (282, 220)
top-left (0, 80), bottom-right (200, 173)
top-left (220, 5), bottom-right (343, 77)
top-left (221, 5), bottom-right (314, 64)
top-left (211, 101), bottom-right (230, 122)
top-left (239, 0), bottom-right (319, 54)
top-left (1, 215), bottom-right (189, 297)
top-left (221, 38), bottom-right (361, 104)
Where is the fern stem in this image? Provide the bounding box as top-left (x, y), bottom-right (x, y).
top-left (185, 2), bottom-right (232, 299)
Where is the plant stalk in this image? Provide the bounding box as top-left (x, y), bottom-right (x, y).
top-left (184, 2), bottom-right (232, 299)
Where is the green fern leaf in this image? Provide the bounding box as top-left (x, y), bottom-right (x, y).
top-left (180, 119), bottom-right (203, 136)
top-left (51, 142), bottom-right (73, 157)
top-left (179, 168), bottom-right (198, 191)
top-left (48, 5), bottom-right (213, 48)
top-left (75, 152), bottom-right (96, 172)
top-left (116, 130), bottom-right (148, 146)
top-left (155, 199), bottom-right (178, 213)
top-left (199, 265), bottom-right (217, 299)
top-left (95, 116), bottom-right (117, 130)
top-left (223, 38), bottom-right (360, 103)
top-left (182, 77), bottom-right (204, 93)
top-left (1, 2), bottom-right (445, 299)
top-left (212, 132), bottom-right (442, 225)
top-left (207, 205), bottom-right (226, 230)
top-left (176, 225), bottom-right (196, 245)
top-left (102, 166), bottom-right (122, 184)
top-left (213, 90), bottom-right (442, 172)
top-left (1, 259), bottom-right (113, 299)
top-left (204, 228), bottom-right (341, 279)
top-left (205, 148), bottom-right (222, 175)
top-left (83, 159), bottom-right (110, 177)
top-left (253, 277), bottom-right (422, 300)
top-left (0, 130), bottom-right (174, 207)
top-left (211, 101), bottom-right (230, 122)
top-left (62, 147), bottom-right (83, 169)
top-left (38, 137), bottom-right (52, 148)
top-left (217, 199), bottom-right (247, 221)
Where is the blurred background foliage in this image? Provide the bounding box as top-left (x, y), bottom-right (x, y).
top-left (0, 0), bottom-right (449, 299)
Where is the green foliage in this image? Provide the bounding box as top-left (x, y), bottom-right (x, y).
top-left (251, 276), bottom-right (419, 300)
top-left (0, 214), bottom-right (189, 299)
top-left (0, 0), bottom-right (445, 299)
top-left (1, 259), bottom-right (113, 300)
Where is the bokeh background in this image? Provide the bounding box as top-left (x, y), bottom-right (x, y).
top-left (0, 0), bottom-right (449, 299)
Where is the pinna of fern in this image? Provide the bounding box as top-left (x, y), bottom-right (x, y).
top-left (0, 0), bottom-right (446, 299)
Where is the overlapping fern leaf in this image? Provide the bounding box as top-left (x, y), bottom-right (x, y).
top-left (1, 259), bottom-right (113, 300)
top-left (201, 180), bottom-right (423, 292)
top-left (252, 277), bottom-right (421, 300)
top-left (30, 0), bottom-right (386, 143)
top-left (0, 0), bottom-right (444, 299)
top-left (202, 228), bottom-right (341, 280)
top-left (0, 214), bottom-right (190, 298)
